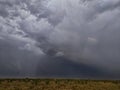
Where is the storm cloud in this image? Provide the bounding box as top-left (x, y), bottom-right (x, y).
top-left (0, 0), bottom-right (120, 79)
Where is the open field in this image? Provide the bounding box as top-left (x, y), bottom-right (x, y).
top-left (0, 79), bottom-right (120, 90)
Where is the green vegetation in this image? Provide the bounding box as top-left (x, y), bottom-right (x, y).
top-left (0, 79), bottom-right (120, 90)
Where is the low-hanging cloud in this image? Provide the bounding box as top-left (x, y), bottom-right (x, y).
top-left (0, 0), bottom-right (120, 78)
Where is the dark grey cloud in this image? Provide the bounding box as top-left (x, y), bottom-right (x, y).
top-left (0, 0), bottom-right (120, 79)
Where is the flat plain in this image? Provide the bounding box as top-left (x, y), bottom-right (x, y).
top-left (0, 79), bottom-right (120, 90)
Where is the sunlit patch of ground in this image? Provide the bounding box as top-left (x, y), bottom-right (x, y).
top-left (0, 79), bottom-right (120, 90)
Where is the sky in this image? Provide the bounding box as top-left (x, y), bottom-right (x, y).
top-left (0, 0), bottom-right (120, 79)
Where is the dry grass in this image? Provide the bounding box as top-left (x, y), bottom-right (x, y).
top-left (0, 79), bottom-right (120, 90)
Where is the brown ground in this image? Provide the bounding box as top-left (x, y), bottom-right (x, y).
top-left (0, 79), bottom-right (120, 90)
